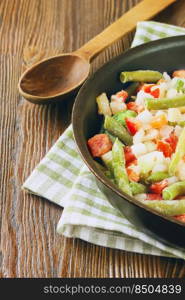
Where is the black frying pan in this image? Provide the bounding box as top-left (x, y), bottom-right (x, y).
top-left (72, 36), bottom-right (185, 248)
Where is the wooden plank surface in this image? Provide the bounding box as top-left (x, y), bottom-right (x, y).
top-left (0, 0), bottom-right (185, 278)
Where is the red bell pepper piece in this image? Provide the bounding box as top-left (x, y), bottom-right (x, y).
top-left (125, 118), bottom-right (140, 136)
top-left (124, 146), bottom-right (136, 165)
top-left (146, 194), bottom-right (163, 200)
top-left (141, 84), bottom-right (160, 98)
top-left (115, 90), bottom-right (128, 102)
top-left (172, 69), bottom-right (185, 78)
top-left (165, 133), bottom-right (178, 153)
top-left (149, 179), bottom-right (168, 194)
top-left (127, 102), bottom-right (143, 113)
top-left (156, 140), bottom-right (173, 158)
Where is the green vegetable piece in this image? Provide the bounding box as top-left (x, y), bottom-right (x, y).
top-left (113, 110), bottom-right (137, 126)
top-left (125, 82), bottom-right (140, 96)
top-left (142, 199), bottom-right (185, 216)
top-left (130, 182), bottom-right (147, 195)
top-left (162, 181), bottom-right (185, 200)
top-left (145, 95), bottom-right (185, 110)
top-left (96, 93), bottom-right (112, 116)
top-left (146, 172), bottom-right (169, 184)
top-left (169, 127), bottom-right (185, 175)
top-left (104, 116), bottom-right (133, 146)
top-left (175, 79), bottom-right (185, 93)
top-left (101, 151), bottom-right (114, 174)
top-left (120, 70), bottom-right (162, 83)
top-left (112, 138), bottom-right (132, 196)
top-left (104, 170), bottom-right (115, 182)
top-left (168, 121), bottom-right (185, 127)
top-left (104, 130), bottom-right (116, 143)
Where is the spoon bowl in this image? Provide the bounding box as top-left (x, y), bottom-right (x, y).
top-left (18, 54), bottom-right (90, 102)
top-left (18, 0), bottom-right (176, 104)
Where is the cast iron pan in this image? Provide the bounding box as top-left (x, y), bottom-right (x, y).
top-left (72, 36), bottom-right (185, 248)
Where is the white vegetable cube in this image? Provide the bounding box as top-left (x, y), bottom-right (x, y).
top-left (110, 101), bottom-right (127, 114)
top-left (144, 141), bottom-right (157, 152)
top-left (157, 83), bottom-right (167, 98)
top-left (111, 95), bottom-right (122, 102)
top-left (181, 114), bottom-right (185, 121)
top-left (171, 77), bottom-right (185, 88)
top-left (138, 151), bottom-right (165, 175)
top-left (136, 110), bottom-right (153, 124)
top-left (163, 72), bottom-right (171, 82)
top-left (155, 110), bottom-right (167, 117)
top-left (135, 90), bottom-right (153, 106)
top-left (159, 125), bottom-right (174, 139)
top-left (152, 163), bottom-right (168, 173)
top-left (166, 176), bottom-right (178, 186)
top-left (167, 108), bottom-right (182, 122)
top-left (131, 143), bottom-right (147, 157)
top-left (135, 194), bottom-right (147, 201)
top-left (174, 125), bottom-right (183, 137)
top-left (133, 129), bottom-right (145, 144)
top-left (144, 129), bottom-right (159, 141)
top-left (166, 88), bottom-right (178, 98)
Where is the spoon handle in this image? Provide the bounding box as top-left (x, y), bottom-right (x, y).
top-left (74, 0), bottom-right (176, 61)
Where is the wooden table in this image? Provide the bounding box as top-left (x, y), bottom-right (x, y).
top-left (1, 0), bottom-right (185, 278)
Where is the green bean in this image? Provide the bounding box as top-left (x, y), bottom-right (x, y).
top-left (120, 70), bottom-right (162, 83)
top-left (146, 172), bottom-right (169, 184)
top-left (104, 170), bottom-right (115, 183)
top-left (112, 138), bottom-right (132, 196)
top-left (113, 110), bottom-right (137, 126)
top-left (125, 82), bottom-right (140, 96)
top-left (145, 95), bottom-right (185, 110)
top-left (162, 181), bottom-right (185, 200)
top-left (104, 116), bottom-right (133, 146)
top-left (94, 160), bottom-right (115, 182)
top-left (141, 199), bottom-right (185, 216)
top-left (169, 127), bottom-right (185, 175)
top-left (96, 93), bottom-right (112, 116)
top-left (130, 182), bottom-right (147, 195)
top-left (168, 121), bottom-right (185, 127)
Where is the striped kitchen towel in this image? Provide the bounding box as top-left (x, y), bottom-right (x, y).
top-left (23, 21), bottom-right (185, 259)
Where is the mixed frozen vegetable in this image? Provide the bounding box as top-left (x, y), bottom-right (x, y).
top-left (87, 68), bottom-right (185, 223)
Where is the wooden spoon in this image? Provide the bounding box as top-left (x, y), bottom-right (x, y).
top-left (18, 0), bottom-right (176, 104)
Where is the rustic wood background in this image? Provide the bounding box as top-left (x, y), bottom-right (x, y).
top-left (0, 0), bottom-right (185, 278)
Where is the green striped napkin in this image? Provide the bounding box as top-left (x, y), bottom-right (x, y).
top-left (23, 21), bottom-right (185, 260)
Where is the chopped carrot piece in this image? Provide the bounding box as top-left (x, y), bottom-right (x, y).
top-left (126, 168), bottom-right (139, 182)
top-left (172, 69), bottom-right (185, 78)
top-left (174, 214), bottom-right (185, 222)
top-left (87, 134), bottom-right (112, 157)
top-left (150, 114), bottom-right (167, 129)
